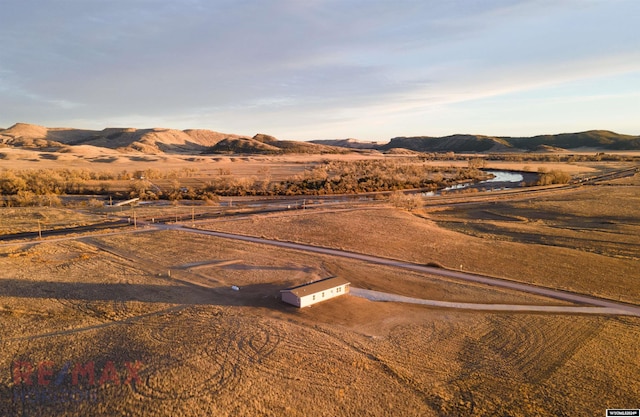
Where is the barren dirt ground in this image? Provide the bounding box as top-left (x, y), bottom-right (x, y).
top-left (1, 163), bottom-right (639, 416)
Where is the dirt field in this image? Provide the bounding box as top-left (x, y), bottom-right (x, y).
top-left (1, 229), bottom-right (639, 416)
top-left (0, 207), bottom-right (108, 235)
top-left (1, 157), bottom-right (639, 416)
top-left (200, 189), bottom-right (640, 304)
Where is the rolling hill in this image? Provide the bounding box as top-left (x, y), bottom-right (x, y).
top-left (381, 131), bottom-right (640, 153)
top-left (0, 123), bottom-right (345, 155)
top-left (317, 131), bottom-right (640, 153)
top-left (504, 130), bottom-right (640, 150)
top-left (0, 123), bottom-right (240, 154)
top-left (1, 123), bottom-right (638, 155)
top-left (204, 134), bottom-right (345, 154)
top-left (380, 134), bottom-right (513, 153)
top-left (310, 138), bottom-right (380, 150)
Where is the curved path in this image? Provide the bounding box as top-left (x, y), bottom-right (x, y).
top-left (161, 224), bottom-right (640, 317)
top-left (350, 288), bottom-right (637, 316)
top-left (5, 220), bottom-right (638, 317)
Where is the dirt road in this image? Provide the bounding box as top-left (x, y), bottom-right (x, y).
top-left (163, 224), bottom-right (640, 317)
top-left (350, 288), bottom-right (639, 316)
top-left (4, 218), bottom-right (638, 317)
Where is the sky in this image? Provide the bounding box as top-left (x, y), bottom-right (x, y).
top-left (0, 0), bottom-right (638, 141)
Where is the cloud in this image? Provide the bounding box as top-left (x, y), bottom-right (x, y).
top-left (0, 0), bottom-right (638, 138)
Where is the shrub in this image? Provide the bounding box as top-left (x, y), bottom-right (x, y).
top-left (537, 170), bottom-right (571, 185)
top-left (389, 191), bottom-right (422, 211)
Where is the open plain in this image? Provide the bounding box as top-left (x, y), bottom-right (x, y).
top-left (1, 151), bottom-right (639, 416)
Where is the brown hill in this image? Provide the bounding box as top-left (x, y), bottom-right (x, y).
top-left (184, 129), bottom-right (240, 146)
top-left (6, 123), bottom-right (635, 156)
top-left (383, 148), bottom-right (420, 155)
top-left (0, 123), bottom-right (346, 155)
top-left (380, 131), bottom-right (640, 153)
top-left (271, 140), bottom-right (345, 154)
top-left (310, 138), bottom-right (379, 149)
top-left (382, 134), bottom-right (513, 153)
top-left (535, 144), bottom-right (569, 153)
top-left (505, 130), bottom-right (640, 150)
top-left (207, 137), bottom-right (283, 154)
top-left (0, 123), bottom-right (64, 149)
top-left (252, 133), bottom-right (279, 144)
top-left (71, 127), bottom-right (236, 154)
top-left (1, 122), bottom-right (49, 139)
top-left (0, 123), bottom-right (243, 154)
top-left (205, 136), bottom-right (346, 155)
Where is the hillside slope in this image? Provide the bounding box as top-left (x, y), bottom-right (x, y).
top-left (505, 130), bottom-right (640, 150)
top-left (382, 135), bottom-right (512, 153)
top-left (310, 138), bottom-right (379, 150)
top-left (205, 134), bottom-right (345, 154)
top-left (2, 123), bottom-right (638, 154)
top-left (0, 123), bottom-right (248, 154)
top-left (379, 130), bottom-right (640, 153)
top-left (0, 123), bottom-right (346, 155)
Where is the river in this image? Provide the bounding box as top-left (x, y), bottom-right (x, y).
top-left (424, 170), bottom-right (531, 196)
top-left (482, 170), bottom-right (524, 183)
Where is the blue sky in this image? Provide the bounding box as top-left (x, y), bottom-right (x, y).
top-left (0, 0), bottom-right (638, 141)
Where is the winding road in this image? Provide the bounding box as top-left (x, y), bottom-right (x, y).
top-left (350, 288), bottom-right (637, 316)
top-left (159, 224), bottom-right (640, 317)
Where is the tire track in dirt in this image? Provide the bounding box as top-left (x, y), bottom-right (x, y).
top-left (133, 308), bottom-right (236, 400)
top-left (245, 321), bottom-right (358, 390)
top-left (359, 321), bottom-right (480, 417)
top-left (308, 324), bottom-right (444, 413)
top-left (0, 305), bottom-right (188, 343)
top-left (55, 299), bottom-right (132, 322)
top-left (478, 315), bottom-right (605, 384)
top-left (450, 315), bottom-right (607, 414)
top-left (132, 309), bottom-right (283, 402)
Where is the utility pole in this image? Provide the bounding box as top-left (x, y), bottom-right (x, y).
top-left (133, 207), bottom-right (137, 229)
top-left (37, 220), bottom-right (42, 239)
top-left (191, 206), bottom-right (195, 226)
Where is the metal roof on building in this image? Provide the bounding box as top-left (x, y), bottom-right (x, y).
top-left (280, 276), bottom-right (350, 298)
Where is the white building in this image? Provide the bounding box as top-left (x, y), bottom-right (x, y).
top-left (280, 277), bottom-right (350, 308)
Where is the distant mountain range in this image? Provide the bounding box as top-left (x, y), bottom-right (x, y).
top-left (1, 123), bottom-right (638, 154)
top-left (315, 131), bottom-right (640, 152)
top-left (0, 123), bottom-right (343, 155)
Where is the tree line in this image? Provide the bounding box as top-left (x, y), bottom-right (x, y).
top-left (198, 160), bottom-right (489, 197)
top-left (0, 161), bottom-right (494, 206)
